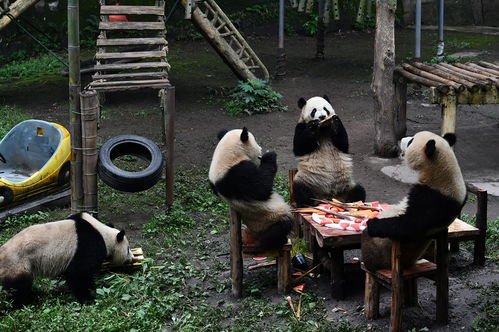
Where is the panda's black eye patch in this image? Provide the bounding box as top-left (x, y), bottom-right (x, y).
top-left (407, 138), bottom-right (414, 147)
top-left (311, 108), bottom-right (317, 118)
top-left (323, 107), bottom-right (330, 116)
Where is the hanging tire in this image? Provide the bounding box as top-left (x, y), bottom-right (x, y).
top-left (0, 186), bottom-right (14, 207)
top-left (98, 135), bottom-right (164, 192)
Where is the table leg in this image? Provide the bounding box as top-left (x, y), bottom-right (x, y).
top-left (330, 248), bottom-right (346, 299)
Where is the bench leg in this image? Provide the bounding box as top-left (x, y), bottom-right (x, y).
top-left (277, 248), bottom-right (290, 294)
top-left (436, 231), bottom-right (449, 324)
top-left (330, 248), bottom-right (346, 300)
top-left (230, 209), bottom-right (243, 298)
top-left (364, 272), bottom-right (380, 319)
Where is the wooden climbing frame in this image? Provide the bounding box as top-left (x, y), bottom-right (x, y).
top-left (394, 61), bottom-right (499, 137)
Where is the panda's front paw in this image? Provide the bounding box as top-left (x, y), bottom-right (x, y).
top-left (261, 151), bottom-right (277, 164)
top-left (307, 119), bottom-right (320, 130)
top-left (331, 115), bottom-right (341, 131)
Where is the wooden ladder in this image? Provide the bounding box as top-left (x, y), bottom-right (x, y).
top-left (88, 0), bottom-right (171, 92)
top-left (182, 0), bottom-right (269, 81)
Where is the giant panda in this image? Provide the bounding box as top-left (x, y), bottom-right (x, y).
top-left (361, 131), bottom-right (467, 271)
top-left (292, 95), bottom-right (365, 207)
top-left (209, 127), bottom-right (292, 249)
top-left (0, 212), bottom-right (134, 307)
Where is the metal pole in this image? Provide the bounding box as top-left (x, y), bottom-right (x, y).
top-left (68, 0), bottom-right (83, 213)
top-left (275, 0), bottom-right (286, 78)
top-left (436, 0), bottom-right (445, 61)
top-left (414, 0), bottom-right (421, 62)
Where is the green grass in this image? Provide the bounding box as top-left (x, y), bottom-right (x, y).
top-left (0, 54), bottom-right (65, 82)
top-left (0, 167), bottom-right (365, 331)
top-left (0, 105), bottom-right (30, 139)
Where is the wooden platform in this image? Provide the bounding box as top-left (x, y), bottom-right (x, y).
top-left (394, 61), bottom-right (499, 136)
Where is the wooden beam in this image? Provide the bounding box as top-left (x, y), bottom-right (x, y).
top-left (95, 50), bottom-right (166, 60)
top-left (99, 21), bottom-right (165, 30)
top-left (94, 61), bottom-right (170, 71)
top-left (97, 37), bottom-right (167, 46)
top-left (0, 0), bottom-right (39, 31)
top-left (92, 71), bottom-right (168, 80)
top-left (100, 5), bottom-right (164, 15)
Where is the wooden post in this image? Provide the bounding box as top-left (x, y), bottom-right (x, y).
top-left (435, 231), bottom-right (449, 324)
top-left (393, 73), bottom-right (407, 140)
top-left (372, 0), bottom-right (399, 157)
top-left (277, 247), bottom-right (290, 294)
top-left (330, 248), bottom-right (345, 299)
top-left (68, 0), bottom-right (83, 213)
top-left (364, 272), bottom-right (380, 319)
top-left (390, 240), bottom-right (403, 332)
top-left (474, 189), bottom-right (487, 266)
top-left (80, 90), bottom-right (99, 214)
top-left (230, 208), bottom-right (243, 298)
top-left (161, 86), bottom-right (175, 208)
top-left (440, 90), bottom-right (457, 135)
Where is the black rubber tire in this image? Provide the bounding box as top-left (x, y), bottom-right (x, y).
top-left (98, 135), bottom-right (164, 192)
top-left (0, 186), bottom-right (14, 207)
top-left (58, 162), bottom-right (70, 185)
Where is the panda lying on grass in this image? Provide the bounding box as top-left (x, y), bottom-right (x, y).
top-left (209, 128), bottom-right (292, 249)
top-left (0, 212), bottom-right (134, 307)
top-left (292, 95), bottom-right (365, 208)
top-left (362, 131), bottom-right (467, 270)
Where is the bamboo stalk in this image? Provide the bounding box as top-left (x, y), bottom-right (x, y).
top-left (313, 198), bottom-right (382, 211)
top-left (292, 263), bottom-right (322, 283)
top-left (80, 90), bottom-right (99, 214)
top-left (68, 0), bottom-right (83, 213)
top-left (305, 0), bottom-right (314, 14)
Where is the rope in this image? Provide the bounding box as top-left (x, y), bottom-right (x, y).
top-left (4, 12), bottom-right (68, 68)
top-left (165, 0), bottom-right (181, 24)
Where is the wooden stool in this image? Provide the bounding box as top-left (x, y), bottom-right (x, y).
top-left (229, 208), bottom-right (291, 297)
top-left (361, 231), bottom-right (449, 332)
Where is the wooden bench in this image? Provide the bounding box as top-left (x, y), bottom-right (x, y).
top-left (362, 231), bottom-right (449, 332)
top-left (393, 61), bottom-right (499, 137)
top-left (229, 208), bottom-right (291, 297)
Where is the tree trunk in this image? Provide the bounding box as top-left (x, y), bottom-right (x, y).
top-left (371, 0), bottom-right (398, 158)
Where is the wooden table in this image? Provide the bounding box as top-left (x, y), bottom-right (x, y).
top-left (297, 213), bottom-right (481, 300)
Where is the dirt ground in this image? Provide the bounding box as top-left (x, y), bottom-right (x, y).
top-left (1, 28), bottom-right (498, 331)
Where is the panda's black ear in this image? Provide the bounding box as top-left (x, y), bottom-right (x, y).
top-left (323, 95), bottom-right (331, 103)
top-left (297, 97), bottom-right (306, 109)
top-left (425, 139), bottom-right (436, 158)
top-left (443, 133), bottom-right (456, 147)
top-left (217, 129), bottom-right (228, 140)
top-left (240, 127), bottom-right (249, 142)
top-left (117, 230), bottom-right (125, 243)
